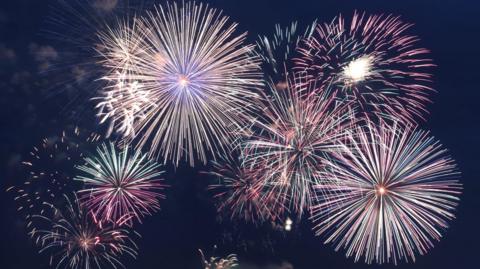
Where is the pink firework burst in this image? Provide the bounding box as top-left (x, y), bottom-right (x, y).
top-left (311, 121), bottom-right (462, 264)
top-left (241, 73), bottom-right (354, 218)
top-left (295, 11), bottom-right (434, 122)
top-left (31, 194), bottom-right (138, 269)
top-left (75, 143), bottom-right (167, 226)
top-left (208, 156), bottom-right (287, 225)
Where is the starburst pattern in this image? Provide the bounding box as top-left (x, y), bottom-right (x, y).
top-left (75, 143), bottom-right (166, 226)
top-left (96, 1), bottom-right (263, 166)
top-left (311, 122), bottom-right (462, 264)
top-left (296, 11), bottom-right (434, 122)
top-left (241, 73), bottom-right (354, 217)
top-left (31, 194), bottom-right (138, 269)
top-left (208, 156), bottom-right (286, 224)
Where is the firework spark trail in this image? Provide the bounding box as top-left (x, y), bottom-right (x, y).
top-left (311, 121), bottom-right (462, 264)
top-left (208, 156), bottom-right (287, 225)
top-left (241, 73), bottom-right (354, 218)
top-left (256, 21), bottom-right (317, 85)
top-left (96, 1), bottom-right (263, 166)
top-left (295, 11), bottom-right (434, 122)
top-left (75, 143), bottom-right (166, 226)
top-left (31, 194), bottom-right (138, 269)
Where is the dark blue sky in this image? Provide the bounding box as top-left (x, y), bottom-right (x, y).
top-left (1, 0), bottom-right (479, 268)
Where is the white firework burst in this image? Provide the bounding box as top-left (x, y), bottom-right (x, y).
top-left (311, 121), bottom-right (462, 264)
top-left (95, 2), bottom-right (263, 166)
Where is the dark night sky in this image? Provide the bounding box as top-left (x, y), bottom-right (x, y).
top-left (1, 0), bottom-right (479, 268)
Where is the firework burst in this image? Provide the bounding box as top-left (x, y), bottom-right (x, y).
top-left (32, 194), bottom-right (138, 269)
top-left (75, 143), bottom-right (166, 226)
top-left (241, 73), bottom-right (354, 217)
top-left (96, 1), bottom-right (263, 166)
top-left (95, 18), bottom-right (157, 138)
top-left (40, 0), bottom-right (151, 114)
top-left (6, 127), bottom-right (101, 229)
top-left (295, 11), bottom-right (434, 122)
top-left (311, 121), bottom-right (462, 264)
top-left (199, 249), bottom-right (239, 269)
top-left (208, 156), bottom-right (286, 225)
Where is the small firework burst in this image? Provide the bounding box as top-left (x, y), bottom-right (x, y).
top-left (311, 121), bottom-right (462, 264)
top-left (6, 127), bottom-right (101, 229)
top-left (256, 21), bottom-right (317, 85)
top-left (208, 156), bottom-right (286, 225)
top-left (40, 0), bottom-right (148, 114)
top-left (32, 194), bottom-right (138, 269)
top-left (75, 143), bottom-right (166, 225)
top-left (296, 11), bottom-right (434, 122)
top-left (199, 249), bottom-right (239, 269)
top-left (95, 18), bottom-right (157, 137)
top-left (241, 73), bottom-right (354, 217)
top-left (96, 1), bottom-right (263, 166)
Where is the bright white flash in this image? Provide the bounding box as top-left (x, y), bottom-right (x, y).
top-left (285, 217), bottom-right (293, 231)
top-left (178, 76), bottom-right (189, 88)
top-left (343, 56), bottom-right (372, 83)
